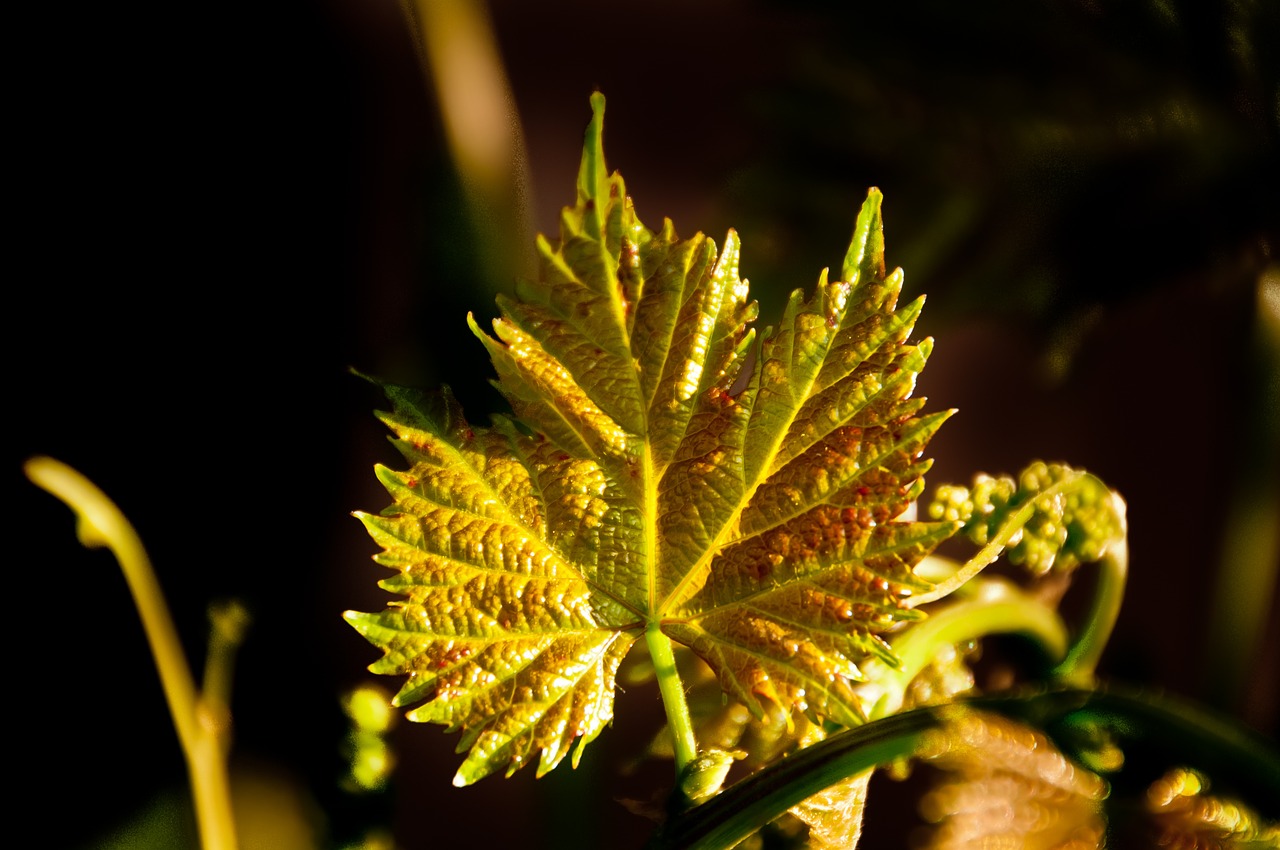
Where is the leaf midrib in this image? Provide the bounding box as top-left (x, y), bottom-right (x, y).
top-left (657, 300), bottom-right (846, 616)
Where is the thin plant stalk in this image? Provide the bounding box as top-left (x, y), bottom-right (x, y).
top-left (204, 601), bottom-right (251, 757)
top-left (1052, 535), bottom-right (1128, 686)
top-left (25, 457), bottom-right (239, 850)
top-left (402, 0), bottom-right (535, 296)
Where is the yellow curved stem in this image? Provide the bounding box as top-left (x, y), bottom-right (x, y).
top-left (25, 457), bottom-right (239, 850)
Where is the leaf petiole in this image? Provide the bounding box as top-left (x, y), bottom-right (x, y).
top-left (646, 620), bottom-right (698, 777)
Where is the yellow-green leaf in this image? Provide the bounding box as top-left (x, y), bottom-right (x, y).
top-left (347, 93), bottom-right (957, 782)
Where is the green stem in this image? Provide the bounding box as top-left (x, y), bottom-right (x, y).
top-left (869, 582), bottom-right (1069, 719)
top-left (203, 601), bottom-right (251, 758)
top-left (1051, 536), bottom-right (1128, 686)
top-left (26, 457), bottom-right (239, 850)
top-left (650, 686), bottom-right (1280, 850)
top-left (646, 620), bottom-right (697, 776)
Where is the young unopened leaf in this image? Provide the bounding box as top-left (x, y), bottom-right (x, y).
top-left (346, 93), bottom-right (957, 784)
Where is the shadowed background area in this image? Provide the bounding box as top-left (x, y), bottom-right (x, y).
top-left (8, 1), bottom-right (1277, 847)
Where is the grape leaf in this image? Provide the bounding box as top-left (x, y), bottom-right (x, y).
top-left (345, 93), bottom-right (957, 784)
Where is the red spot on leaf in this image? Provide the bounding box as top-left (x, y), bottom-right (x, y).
top-left (436, 645), bottom-right (474, 670)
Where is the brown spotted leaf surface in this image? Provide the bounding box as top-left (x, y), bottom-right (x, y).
top-left (346, 93), bottom-right (955, 784)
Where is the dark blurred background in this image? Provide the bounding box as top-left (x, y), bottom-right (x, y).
top-left (8, 1), bottom-right (1277, 847)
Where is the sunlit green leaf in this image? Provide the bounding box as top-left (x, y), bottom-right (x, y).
top-left (347, 93), bottom-right (955, 783)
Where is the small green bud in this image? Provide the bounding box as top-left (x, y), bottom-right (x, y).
top-left (680, 748), bottom-right (742, 803)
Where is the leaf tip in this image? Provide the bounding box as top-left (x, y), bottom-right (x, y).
top-left (342, 611), bottom-right (384, 648)
top-left (842, 187), bottom-right (887, 283)
top-left (578, 92), bottom-right (608, 209)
